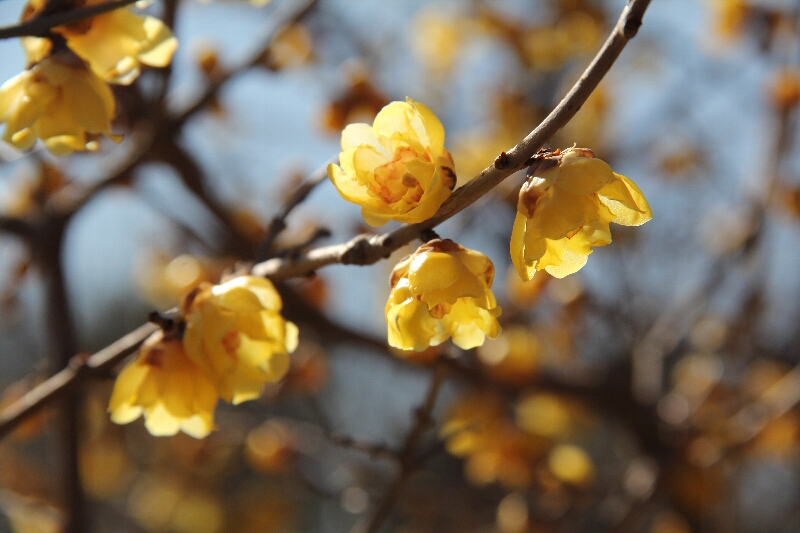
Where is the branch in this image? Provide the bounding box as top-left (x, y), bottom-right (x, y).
top-left (0, 323), bottom-right (157, 440)
top-left (256, 158), bottom-right (334, 261)
top-left (252, 0), bottom-right (653, 281)
top-left (0, 216), bottom-right (31, 239)
top-left (0, 0), bottom-right (138, 40)
top-left (167, 0), bottom-right (318, 128)
top-left (356, 363), bottom-right (447, 533)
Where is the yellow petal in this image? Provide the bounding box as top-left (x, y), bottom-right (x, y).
top-left (372, 101), bottom-right (413, 145)
top-left (554, 157), bottom-right (616, 195)
top-left (510, 211), bottom-right (535, 281)
top-left (341, 122), bottom-right (382, 152)
top-left (137, 16), bottom-right (178, 67)
top-left (598, 173), bottom-right (653, 226)
top-left (407, 98), bottom-right (445, 156)
top-left (328, 162), bottom-right (372, 204)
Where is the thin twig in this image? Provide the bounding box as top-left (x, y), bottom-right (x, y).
top-left (167, 0), bottom-right (318, 128)
top-left (0, 216), bottom-right (31, 239)
top-left (256, 158), bottom-right (334, 261)
top-left (356, 363), bottom-right (447, 533)
top-left (0, 323), bottom-right (157, 440)
top-left (0, 0), bottom-right (138, 40)
top-left (252, 0), bottom-right (653, 281)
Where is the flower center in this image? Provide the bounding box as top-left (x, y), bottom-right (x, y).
top-left (428, 301), bottom-right (452, 319)
top-left (371, 146), bottom-right (427, 204)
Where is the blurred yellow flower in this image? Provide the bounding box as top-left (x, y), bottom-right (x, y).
top-left (108, 331), bottom-right (217, 439)
top-left (0, 55), bottom-right (120, 154)
top-left (183, 276), bottom-right (298, 405)
top-left (49, 0), bottom-right (177, 85)
top-left (510, 147), bottom-right (652, 280)
top-left (328, 98), bottom-right (457, 226)
top-left (386, 239), bottom-right (501, 351)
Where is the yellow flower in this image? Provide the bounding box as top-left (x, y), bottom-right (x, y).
top-left (386, 239), bottom-right (501, 351)
top-left (50, 0), bottom-right (178, 85)
top-left (183, 276), bottom-right (298, 405)
top-left (0, 54), bottom-right (120, 154)
top-left (108, 331), bottom-right (217, 439)
top-left (510, 147), bottom-right (652, 280)
top-left (327, 98), bottom-right (457, 226)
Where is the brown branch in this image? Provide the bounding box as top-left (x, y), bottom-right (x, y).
top-left (252, 0), bottom-right (653, 281)
top-left (356, 363), bottom-right (447, 533)
top-left (0, 0), bottom-right (138, 40)
top-left (0, 216), bottom-right (31, 239)
top-left (0, 323), bottom-right (157, 440)
top-left (167, 0), bottom-right (318, 129)
top-left (256, 158), bottom-right (334, 261)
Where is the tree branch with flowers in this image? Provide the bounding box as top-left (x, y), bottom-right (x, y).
top-left (11, 0), bottom-right (796, 532)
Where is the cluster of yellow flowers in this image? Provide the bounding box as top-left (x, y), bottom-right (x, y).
top-left (109, 276), bottom-right (297, 438)
top-left (440, 391), bottom-right (596, 490)
top-left (0, 0), bottom-right (177, 154)
top-left (329, 99), bottom-right (652, 353)
top-left (106, 95), bottom-right (650, 439)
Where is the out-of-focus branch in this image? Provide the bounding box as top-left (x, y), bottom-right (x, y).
top-left (252, 0), bottom-right (653, 280)
top-left (357, 363), bottom-right (447, 533)
top-left (0, 323), bottom-right (157, 440)
top-left (167, 0), bottom-right (319, 129)
top-left (256, 158), bottom-right (334, 261)
top-left (0, 0), bottom-right (137, 40)
top-left (0, 216), bottom-right (31, 239)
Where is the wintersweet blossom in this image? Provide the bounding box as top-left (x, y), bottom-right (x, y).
top-left (51, 0), bottom-right (178, 85)
top-left (0, 55), bottom-right (120, 154)
top-left (510, 147), bottom-right (652, 280)
top-left (386, 239), bottom-right (501, 351)
top-left (183, 276), bottom-right (298, 405)
top-left (108, 331), bottom-right (217, 439)
top-left (327, 98), bottom-right (457, 226)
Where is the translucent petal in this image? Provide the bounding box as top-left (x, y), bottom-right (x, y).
top-left (341, 122), bottom-right (382, 152)
top-left (408, 98), bottom-right (444, 156)
top-left (373, 101), bottom-right (412, 145)
top-left (510, 211), bottom-right (535, 281)
top-left (362, 207), bottom-right (394, 227)
top-left (543, 246), bottom-right (589, 278)
top-left (328, 162), bottom-right (372, 204)
top-left (179, 414), bottom-right (214, 439)
top-left (597, 173), bottom-right (653, 226)
top-left (143, 403), bottom-right (181, 436)
top-left (0, 73), bottom-right (28, 123)
top-left (138, 16), bottom-right (178, 67)
top-left (555, 157), bottom-right (616, 195)
top-left (284, 321), bottom-right (299, 352)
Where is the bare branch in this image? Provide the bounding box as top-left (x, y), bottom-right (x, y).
top-left (0, 323), bottom-right (157, 440)
top-left (0, 216), bottom-right (31, 239)
top-left (0, 0), bottom-right (138, 40)
top-left (356, 363), bottom-right (447, 533)
top-left (252, 0), bottom-right (653, 281)
top-left (168, 0), bottom-right (319, 128)
top-left (256, 158), bottom-right (334, 261)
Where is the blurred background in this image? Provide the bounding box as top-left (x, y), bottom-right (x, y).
top-left (2, 0), bottom-right (800, 532)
